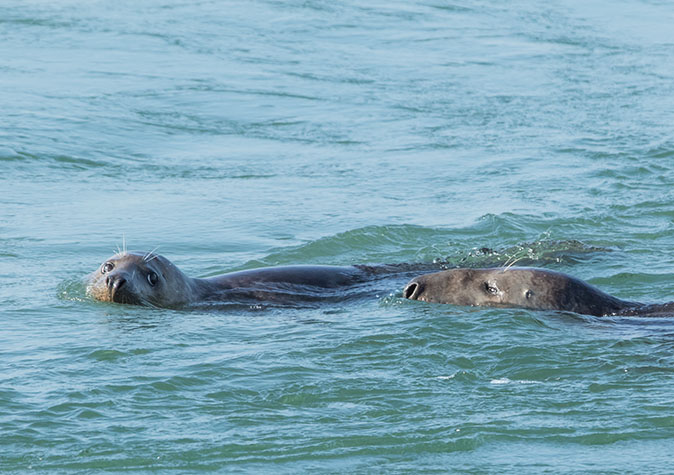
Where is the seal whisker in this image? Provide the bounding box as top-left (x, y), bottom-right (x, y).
top-left (502, 256), bottom-right (525, 272)
top-left (140, 297), bottom-right (160, 309)
top-left (115, 235), bottom-right (129, 257)
top-left (501, 255), bottom-right (516, 270)
top-left (144, 245), bottom-right (160, 262)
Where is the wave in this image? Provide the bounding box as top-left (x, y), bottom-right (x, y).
top-left (234, 222), bottom-right (610, 270)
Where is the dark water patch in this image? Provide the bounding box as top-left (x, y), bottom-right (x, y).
top-left (0, 15), bottom-right (80, 31)
top-left (0, 146), bottom-right (20, 160)
top-left (4, 151), bottom-right (109, 170)
top-left (647, 145), bottom-right (674, 159)
top-left (592, 272), bottom-right (674, 286)
top-left (425, 2), bottom-right (474, 14)
top-left (86, 349), bottom-right (143, 362)
top-left (6, 150), bottom-right (285, 182)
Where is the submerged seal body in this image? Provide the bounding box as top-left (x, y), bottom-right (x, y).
top-left (87, 251), bottom-right (418, 308)
top-left (403, 267), bottom-right (674, 317)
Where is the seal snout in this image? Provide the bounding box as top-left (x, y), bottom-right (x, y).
top-left (105, 272), bottom-right (135, 303)
top-left (403, 280), bottom-right (423, 300)
top-left (106, 274), bottom-right (127, 292)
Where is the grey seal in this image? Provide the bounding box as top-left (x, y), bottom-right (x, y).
top-left (403, 267), bottom-right (674, 317)
top-left (87, 251), bottom-right (432, 308)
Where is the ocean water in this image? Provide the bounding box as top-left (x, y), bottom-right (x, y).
top-left (2, 0), bottom-right (674, 471)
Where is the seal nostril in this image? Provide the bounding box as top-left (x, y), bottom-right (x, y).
top-left (115, 277), bottom-right (126, 290)
top-left (107, 275), bottom-right (126, 291)
top-left (403, 282), bottom-right (420, 300)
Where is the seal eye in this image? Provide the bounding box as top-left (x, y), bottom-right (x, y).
top-left (147, 272), bottom-right (158, 287)
top-left (102, 262), bottom-right (114, 273)
top-left (484, 282), bottom-right (499, 295)
top-left (525, 290), bottom-right (533, 300)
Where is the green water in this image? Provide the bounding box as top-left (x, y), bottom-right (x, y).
top-left (2, 0), bottom-right (674, 472)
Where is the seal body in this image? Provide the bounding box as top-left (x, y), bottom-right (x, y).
top-left (87, 251), bottom-right (422, 308)
top-left (402, 267), bottom-right (668, 317)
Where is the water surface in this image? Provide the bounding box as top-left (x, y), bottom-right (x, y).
top-left (2, 0), bottom-right (674, 471)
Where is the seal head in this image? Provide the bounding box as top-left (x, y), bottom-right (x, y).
top-left (403, 267), bottom-right (630, 316)
top-left (87, 251), bottom-right (198, 307)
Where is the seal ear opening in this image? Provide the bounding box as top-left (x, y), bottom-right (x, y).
top-left (403, 282), bottom-right (421, 300)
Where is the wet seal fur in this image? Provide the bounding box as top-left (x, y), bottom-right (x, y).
top-left (403, 267), bottom-right (674, 317)
top-left (87, 251), bottom-right (431, 308)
